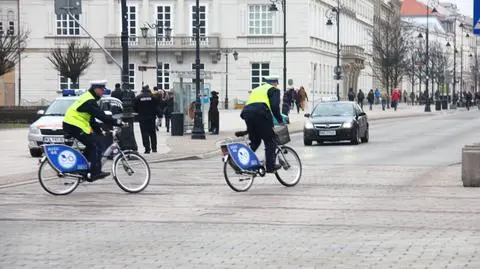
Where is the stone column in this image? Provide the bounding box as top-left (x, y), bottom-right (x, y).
top-left (142, 0), bottom-right (149, 23)
top-left (176, 0), bottom-right (185, 35)
top-left (211, 0), bottom-right (220, 35)
top-left (108, 0), bottom-right (114, 34)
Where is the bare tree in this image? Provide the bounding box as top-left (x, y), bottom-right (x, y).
top-left (47, 40), bottom-right (93, 88)
top-left (0, 29), bottom-right (29, 77)
top-left (370, 13), bottom-right (412, 97)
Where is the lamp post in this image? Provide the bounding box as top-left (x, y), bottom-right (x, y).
top-left (423, 0), bottom-right (438, 112)
top-left (140, 23), bottom-right (172, 89)
top-left (326, 0), bottom-right (341, 101)
top-left (191, 0), bottom-right (206, 139)
top-left (268, 0), bottom-right (287, 92)
top-left (216, 49), bottom-right (238, 109)
top-left (459, 22), bottom-right (470, 95)
top-left (445, 18), bottom-right (457, 108)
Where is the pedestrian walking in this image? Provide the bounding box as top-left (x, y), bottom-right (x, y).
top-left (164, 91), bottom-right (174, 132)
top-left (348, 88), bottom-right (355, 101)
top-left (357, 89), bottom-right (365, 109)
top-left (391, 88), bottom-right (400, 111)
top-left (281, 90), bottom-right (292, 115)
top-left (208, 91), bottom-right (220, 134)
top-left (134, 85), bottom-right (159, 154)
top-left (367, 89), bottom-right (374, 111)
top-left (298, 86), bottom-right (308, 111)
top-left (381, 90), bottom-right (387, 111)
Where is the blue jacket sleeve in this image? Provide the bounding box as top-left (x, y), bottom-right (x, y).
top-left (268, 87), bottom-right (283, 124)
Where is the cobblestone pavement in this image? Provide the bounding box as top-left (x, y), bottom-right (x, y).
top-left (1, 110), bottom-right (480, 268)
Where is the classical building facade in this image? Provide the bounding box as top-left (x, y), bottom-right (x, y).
top-left (4, 0), bottom-right (378, 105)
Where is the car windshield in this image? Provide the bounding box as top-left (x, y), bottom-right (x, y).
top-left (312, 103), bottom-right (354, 117)
top-left (44, 99), bottom-right (76, 116)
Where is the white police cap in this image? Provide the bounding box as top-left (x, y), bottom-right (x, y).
top-left (89, 80), bottom-right (108, 88)
top-left (263, 75), bottom-right (280, 82)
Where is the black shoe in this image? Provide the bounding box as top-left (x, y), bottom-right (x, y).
top-left (152, 149), bottom-right (157, 153)
top-left (266, 164), bottom-right (282, 173)
top-left (144, 150), bottom-right (150, 154)
top-left (87, 171), bottom-right (111, 182)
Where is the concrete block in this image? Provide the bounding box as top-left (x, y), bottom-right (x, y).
top-left (461, 144), bottom-right (480, 187)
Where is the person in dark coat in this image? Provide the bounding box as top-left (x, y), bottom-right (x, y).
top-left (133, 85), bottom-right (159, 154)
top-left (163, 92), bottom-right (174, 132)
top-left (111, 83), bottom-right (123, 100)
top-left (208, 91), bottom-right (220, 135)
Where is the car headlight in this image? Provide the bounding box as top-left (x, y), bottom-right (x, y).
top-left (29, 125), bottom-right (41, 135)
top-left (342, 122), bottom-right (352, 128)
top-left (304, 121), bottom-right (314, 129)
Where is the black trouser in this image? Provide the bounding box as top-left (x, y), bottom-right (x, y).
top-left (210, 119), bottom-right (219, 134)
top-left (244, 115), bottom-right (276, 171)
top-left (139, 118), bottom-right (156, 151)
top-left (164, 114), bottom-right (171, 132)
top-left (63, 123), bottom-right (105, 175)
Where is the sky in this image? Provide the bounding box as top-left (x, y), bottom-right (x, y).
top-left (455, 0), bottom-right (473, 18)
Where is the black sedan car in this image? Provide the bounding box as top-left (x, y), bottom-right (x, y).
top-left (303, 101), bottom-right (369, 146)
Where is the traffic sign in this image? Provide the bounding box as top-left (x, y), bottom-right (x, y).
top-left (475, 0), bottom-right (480, 35)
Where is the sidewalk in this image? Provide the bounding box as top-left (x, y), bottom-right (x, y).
top-left (143, 103), bottom-right (438, 163)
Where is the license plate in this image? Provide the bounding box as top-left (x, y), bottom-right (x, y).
top-left (43, 137), bottom-right (65, 143)
top-left (319, 130), bottom-right (336, 136)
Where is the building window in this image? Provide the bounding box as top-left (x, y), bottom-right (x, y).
top-left (192, 63), bottom-right (205, 86)
top-left (0, 22), bottom-right (3, 35)
top-left (191, 5), bottom-right (207, 38)
top-left (56, 14), bottom-right (80, 36)
top-left (7, 21), bottom-right (14, 35)
top-left (248, 5), bottom-right (272, 35)
top-left (157, 62), bottom-right (170, 90)
top-left (127, 5), bottom-right (137, 40)
top-left (59, 75), bottom-right (74, 89)
top-left (156, 5), bottom-right (172, 40)
top-left (128, 63), bottom-right (135, 90)
top-left (251, 63), bottom-right (270, 89)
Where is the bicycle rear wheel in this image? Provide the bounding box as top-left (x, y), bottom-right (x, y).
top-left (112, 151), bottom-right (151, 193)
top-left (38, 159), bottom-right (80, 195)
top-left (223, 158), bottom-right (254, 192)
top-left (275, 146), bottom-right (302, 187)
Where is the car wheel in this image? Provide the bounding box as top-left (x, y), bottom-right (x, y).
top-left (317, 140), bottom-right (324, 145)
top-left (30, 148), bottom-right (43, 157)
top-left (361, 127), bottom-right (369, 143)
top-left (304, 138), bottom-right (312, 146)
top-left (350, 127), bottom-right (361, 145)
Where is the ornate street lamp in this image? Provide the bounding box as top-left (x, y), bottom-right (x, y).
top-left (216, 49), bottom-right (239, 109)
top-left (141, 22), bottom-right (172, 89)
top-left (268, 0), bottom-right (287, 92)
top-left (326, 0), bottom-right (341, 101)
top-left (422, 0), bottom-right (438, 112)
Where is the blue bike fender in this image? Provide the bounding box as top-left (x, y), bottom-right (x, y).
top-left (43, 144), bottom-right (89, 173)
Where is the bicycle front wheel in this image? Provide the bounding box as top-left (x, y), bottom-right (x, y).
top-left (223, 158), bottom-right (254, 192)
top-left (112, 151), bottom-right (151, 193)
top-left (38, 159), bottom-right (80, 195)
top-left (275, 146), bottom-right (302, 187)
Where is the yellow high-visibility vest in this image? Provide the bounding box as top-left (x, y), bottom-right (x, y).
top-left (246, 83), bottom-right (273, 110)
top-left (63, 91), bottom-right (95, 134)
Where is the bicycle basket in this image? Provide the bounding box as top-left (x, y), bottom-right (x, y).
top-left (273, 125), bottom-right (290, 145)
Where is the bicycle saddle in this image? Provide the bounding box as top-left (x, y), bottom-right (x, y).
top-left (235, 131), bottom-right (248, 137)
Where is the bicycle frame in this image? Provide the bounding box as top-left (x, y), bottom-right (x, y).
top-left (40, 125), bottom-right (131, 180)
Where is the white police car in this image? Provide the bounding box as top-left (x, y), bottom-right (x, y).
top-left (27, 89), bottom-right (123, 157)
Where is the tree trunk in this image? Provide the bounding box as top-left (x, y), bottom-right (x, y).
top-left (72, 78), bottom-right (79, 89)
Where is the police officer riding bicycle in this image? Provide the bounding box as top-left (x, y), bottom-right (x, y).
top-left (240, 75), bottom-right (284, 173)
top-left (63, 80), bottom-right (123, 181)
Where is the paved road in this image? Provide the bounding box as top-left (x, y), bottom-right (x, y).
top-left (1, 110), bottom-right (480, 268)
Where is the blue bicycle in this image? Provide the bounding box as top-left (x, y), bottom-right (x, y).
top-left (38, 123), bottom-right (151, 195)
top-left (220, 125), bottom-right (302, 192)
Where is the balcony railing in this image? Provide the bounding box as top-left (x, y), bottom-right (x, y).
top-left (342, 45), bottom-right (366, 59)
top-left (103, 36), bottom-right (220, 50)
